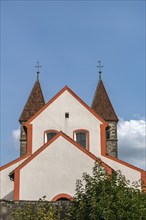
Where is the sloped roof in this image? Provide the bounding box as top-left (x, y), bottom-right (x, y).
top-left (25, 86), bottom-right (108, 126)
top-left (14, 132), bottom-right (113, 173)
top-left (19, 79), bottom-right (45, 122)
top-left (91, 80), bottom-right (118, 121)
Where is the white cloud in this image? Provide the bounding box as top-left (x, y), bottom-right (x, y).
top-left (12, 128), bottom-right (20, 148)
top-left (118, 117), bottom-right (146, 170)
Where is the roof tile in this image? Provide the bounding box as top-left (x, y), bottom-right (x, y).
top-left (91, 80), bottom-right (118, 121)
top-left (19, 80), bottom-right (45, 122)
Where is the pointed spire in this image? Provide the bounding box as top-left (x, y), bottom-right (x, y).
top-left (91, 80), bottom-right (118, 121)
top-left (19, 79), bottom-right (45, 122)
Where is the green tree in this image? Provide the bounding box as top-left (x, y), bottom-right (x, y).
top-left (67, 162), bottom-right (146, 220)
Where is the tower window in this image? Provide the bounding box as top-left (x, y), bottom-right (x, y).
top-left (74, 129), bottom-right (89, 150)
top-left (106, 127), bottom-right (110, 140)
top-left (65, 112), bottom-right (69, 118)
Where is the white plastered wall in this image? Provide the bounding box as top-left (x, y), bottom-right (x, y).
top-left (101, 156), bottom-right (141, 184)
top-left (0, 157), bottom-right (29, 200)
top-left (31, 90), bottom-right (102, 157)
top-left (19, 136), bottom-right (95, 201)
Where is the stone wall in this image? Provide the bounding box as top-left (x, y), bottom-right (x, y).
top-left (0, 200), bottom-right (70, 220)
top-left (106, 121), bottom-right (118, 157)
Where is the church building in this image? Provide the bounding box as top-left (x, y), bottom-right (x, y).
top-left (0, 64), bottom-right (146, 201)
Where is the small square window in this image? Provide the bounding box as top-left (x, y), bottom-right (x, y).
top-left (65, 112), bottom-right (69, 118)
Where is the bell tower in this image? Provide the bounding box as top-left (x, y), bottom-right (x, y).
top-left (91, 61), bottom-right (119, 157)
top-left (19, 63), bottom-right (45, 156)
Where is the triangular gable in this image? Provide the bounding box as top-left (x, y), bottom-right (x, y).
top-left (25, 86), bottom-right (108, 127)
top-left (14, 131), bottom-right (112, 173)
top-left (13, 131), bottom-right (112, 200)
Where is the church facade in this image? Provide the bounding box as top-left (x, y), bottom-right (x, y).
top-left (0, 71), bottom-right (145, 201)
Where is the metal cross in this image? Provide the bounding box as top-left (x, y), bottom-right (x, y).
top-left (35, 61), bottom-right (42, 80)
top-left (97, 60), bottom-right (103, 80)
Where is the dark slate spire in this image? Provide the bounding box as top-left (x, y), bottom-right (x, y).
top-left (91, 79), bottom-right (118, 122)
top-left (19, 79), bottom-right (45, 122)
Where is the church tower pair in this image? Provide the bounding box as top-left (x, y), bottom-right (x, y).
top-left (19, 64), bottom-right (118, 158)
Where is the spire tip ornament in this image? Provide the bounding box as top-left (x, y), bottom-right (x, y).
top-left (35, 61), bottom-right (42, 80)
top-left (97, 60), bottom-right (103, 80)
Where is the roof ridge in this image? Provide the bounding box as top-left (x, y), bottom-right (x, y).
top-left (14, 131), bottom-right (113, 173)
top-left (25, 85), bottom-right (107, 126)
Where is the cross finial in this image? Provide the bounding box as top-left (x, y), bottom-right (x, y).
top-left (97, 60), bottom-right (103, 80)
top-left (35, 61), bottom-right (42, 80)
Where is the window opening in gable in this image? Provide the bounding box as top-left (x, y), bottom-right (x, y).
top-left (47, 132), bottom-right (57, 142)
top-left (65, 112), bottom-right (69, 118)
top-left (75, 131), bottom-right (89, 149)
top-left (44, 130), bottom-right (58, 143)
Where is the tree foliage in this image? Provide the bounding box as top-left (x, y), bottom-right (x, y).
top-left (67, 162), bottom-right (146, 220)
top-left (13, 162), bottom-right (146, 220)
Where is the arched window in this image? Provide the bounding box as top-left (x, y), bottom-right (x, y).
top-left (73, 129), bottom-right (89, 150)
top-left (52, 193), bottom-right (72, 201)
top-left (56, 197), bottom-right (70, 201)
top-left (44, 130), bottom-right (58, 143)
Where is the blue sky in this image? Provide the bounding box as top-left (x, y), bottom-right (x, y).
top-left (1, 1), bottom-right (145, 169)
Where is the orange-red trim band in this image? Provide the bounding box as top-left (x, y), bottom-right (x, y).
top-left (52, 193), bottom-right (73, 201)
